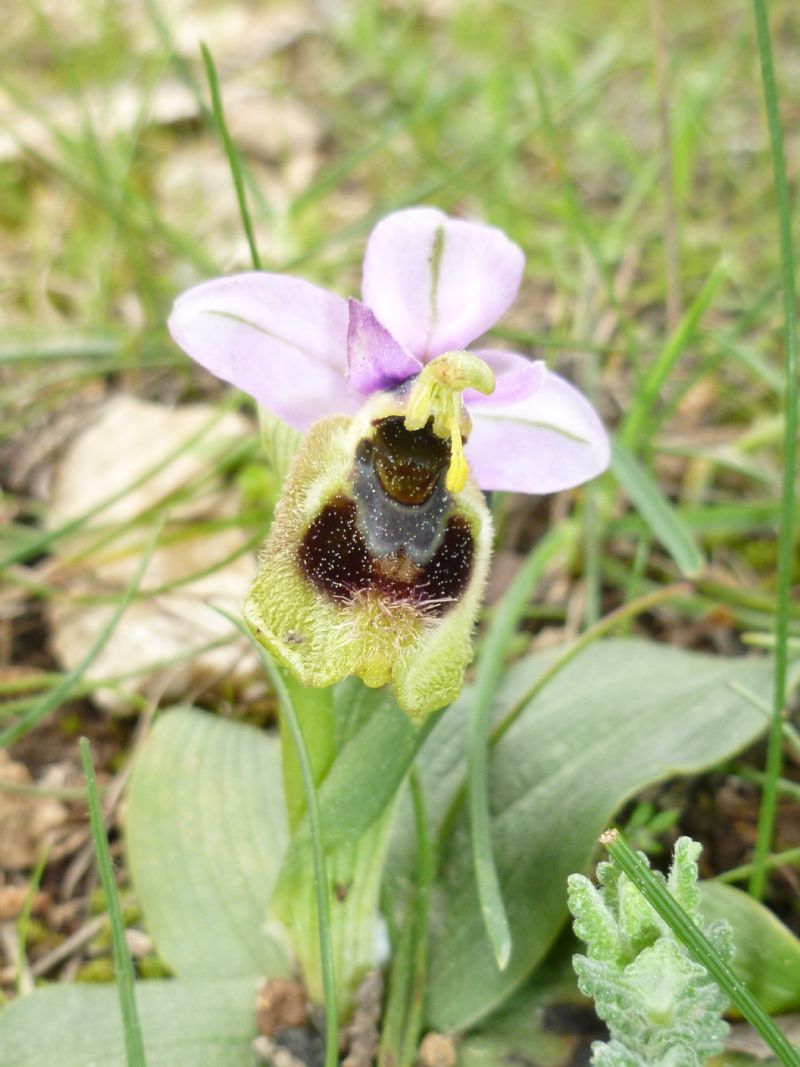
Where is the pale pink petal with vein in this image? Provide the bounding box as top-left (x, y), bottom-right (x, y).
top-left (346, 299), bottom-right (422, 396)
top-left (466, 371), bottom-right (610, 493)
top-left (465, 349), bottom-right (547, 407)
top-left (362, 207), bottom-right (525, 361)
top-left (168, 273), bottom-right (356, 431)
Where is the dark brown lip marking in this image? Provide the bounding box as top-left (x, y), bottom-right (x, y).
top-left (297, 495), bottom-right (473, 616)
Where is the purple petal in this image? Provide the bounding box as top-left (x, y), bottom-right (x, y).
top-left (465, 349), bottom-right (546, 407)
top-left (168, 272), bottom-right (358, 431)
top-left (346, 299), bottom-right (422, 396)
top-left (466, 372), bottom-right (610, 494)
top-left (362, 207), bottom-right (525, 361)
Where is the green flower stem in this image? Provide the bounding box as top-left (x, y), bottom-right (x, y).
top-left (256, 652), bottom-right (339, 1067)
top-left (602, 829), bottom-right (800, 1067)
top-left (378, 769), bottom-right (435, 1067)
top-left (279, 671), bottom-right (336, 834)
top-left (275, 808), bottom-right (395, 1013)
top-left (219, 608), bottom-right (339, 1063)
top-left (748, 0), bottom-right (799, 903)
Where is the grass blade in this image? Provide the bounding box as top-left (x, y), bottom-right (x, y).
top-left (621, 259), bottom-right (726, 450)
top-left (611, 439), bottom-right (704, 577)
top-left (602, 829), bottom-right (800, 1066)
top-left (200, 43), bottom-right (261, 271)
top-left (16, 845), bottom-right (51, 996)
top-left (79, 738), bottom-right (147, 1067)
top-left (748, 0), bottom-right (800, 901)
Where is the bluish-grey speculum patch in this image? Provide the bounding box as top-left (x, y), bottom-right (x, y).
top-left (353, 418), bottom-right (451, 565)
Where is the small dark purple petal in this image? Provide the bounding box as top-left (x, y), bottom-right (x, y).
top-left (346, 299), bottom-right (422, 396)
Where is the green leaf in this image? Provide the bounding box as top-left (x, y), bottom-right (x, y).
top-left (280, 688), bottom-right (418, 873)
top-left (700, 881), bottom-right (800, 1015)
top-left (414, 638), bottom-right (772, 1032)
top-left (611, 439), bottom-right (704, 577)
top-left (0, 979), bottom-right (258, 1067)
top-left (126, 707), bottom-right (290, 979)
top-left (457, 941), bottom-right (597, 1067)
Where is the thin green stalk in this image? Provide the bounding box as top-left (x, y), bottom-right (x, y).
top-left (468, 527), bottom-right (571, 970)
top-left (727, 681), bottom-right (800, 762)
top-left (201, 44), bottom-right (261, 270)
top-left (748, 0), bottom-right (799, 902)
top-left (602, 829), bottom-right (800, 1066)
top-left (400, 770), bottom-right (435, 1065)
top-left (717, 846), bottom-right (800, 885)
top-left (279, 670), bottom-right (336, 834)
top-left (491, 582), bottom-right (692, 744)
top-left (734, 766), bottom-right (800, 803)
top-left (79, 738), bottom-right (147, 1067)
top-left (378, 909), bottom-right (416, 1066)
top-left (0, 523), bottom-right (162, 748)
top-left (621, 259), bottom-right (726, 450)
top-left (16, 845), bottom-right (51, 996)
top-left (257, 656), bottom-right (339, 1067)
top-left (378, 769), bottom-right (435, 1067)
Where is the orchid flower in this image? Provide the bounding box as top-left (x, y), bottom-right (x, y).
top-left (168, 207), bottom-right (609, 717)
top-left (170, 206), bottom-right (608, 495)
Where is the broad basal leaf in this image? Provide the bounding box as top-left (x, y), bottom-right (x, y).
top-left (416, 639), bottom-right (772, 1031)
top-left (126, 707), bottom-right (289, 979)
top-left (700, 881), bottom-right (800, 1015)
top-left (457, 939), bottom-right (601, 1067)
top-left (0, 978), bottom-right (258, 1067)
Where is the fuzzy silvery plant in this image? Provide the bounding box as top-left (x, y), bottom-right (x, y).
top-left (568, 837), bottom-right (732, 1067)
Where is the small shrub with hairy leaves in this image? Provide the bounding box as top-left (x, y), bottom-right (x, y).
top-left (568, 836), bottom-right (732, 1067)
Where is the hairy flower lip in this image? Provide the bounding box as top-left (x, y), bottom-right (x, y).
top-left (168, 205), bottom-right (610, 495)
top-left (243, 411), bottom-right (494, 718)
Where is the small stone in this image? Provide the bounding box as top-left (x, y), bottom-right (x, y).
top-left (342, 970), bottom-right (383, 1067)
top-left (0, 885), bottom-right (48, 922)
top-left (0, 752), bottom-right (67, 869)
top-left (256, 977), bottom-right (308, 1037)
top-left (419, 1031), bottom-right (457, 1067)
